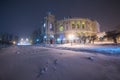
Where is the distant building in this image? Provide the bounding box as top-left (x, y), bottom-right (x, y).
top-left (42, 13), bottom-right (100, 44)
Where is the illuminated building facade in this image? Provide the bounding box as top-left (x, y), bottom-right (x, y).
top-left (43, 13), bottom-right (100, 44)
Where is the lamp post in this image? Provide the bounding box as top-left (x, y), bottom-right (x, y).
top-left (43, 35), bottom-right (47, 47)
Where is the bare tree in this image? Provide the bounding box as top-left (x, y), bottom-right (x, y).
top-left (105, 30), bottom-right (120, 44)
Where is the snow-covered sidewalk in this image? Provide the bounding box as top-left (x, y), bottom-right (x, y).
top-left (44, 43), bottom-right (120, 55)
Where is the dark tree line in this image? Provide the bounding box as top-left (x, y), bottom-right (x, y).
top-left (104, 30), bottom-right (120, 44)
top-left (30, 28), bottom-right (43, 44)
top-left (103, 25), bottom-right (120, 44)
top-left (0, 32), bottom-right (18, 45)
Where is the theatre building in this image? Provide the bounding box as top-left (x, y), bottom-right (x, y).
top-left (42, 13), bottom-right (100, 44)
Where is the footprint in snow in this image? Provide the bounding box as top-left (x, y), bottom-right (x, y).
top-left (16, 51), bottom-right (20, 54)
top-left (60, 53), bottom-right (63, 55)
top-left (52, 66), bottom-right (57, 71)
top-left (87, 56), bottom-right (95, 61)
top-left (54, 59), bottom-right (58, 65)
top-left (37, 66), bottom-right (48, 78)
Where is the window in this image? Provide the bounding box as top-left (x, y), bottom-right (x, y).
top-left (49, 23), bottom-right (53, 31)
top-left (82, 24), bottom-right (85, 29)
top-left (77, 21), bottom-right (80, 29)
top-left (59, 25), bottom-right (64, 31)
top-left (66, 25), bottom-right (68, 30)
top-left (77, 24), bottom-right (80, 29)
top-left (82, 22), bottom-right (85, 29)
top-left (72, 24), bottom-right (76, 29)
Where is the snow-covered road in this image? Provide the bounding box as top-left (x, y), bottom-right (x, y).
top-left (0, 45), bottom-right (120, 80)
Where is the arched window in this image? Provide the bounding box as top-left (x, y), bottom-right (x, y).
top-left (77, 21), bottom-right (80, 29)
top-left (82, 22), bottom-right (85, 29)
top-left (49, 23), bottom-right (53, 31)
top-left (77, 24), bottom-right (80, 29)
top-left (65, 24), bottom-right (68, 30)
top-left (71, 21), bottom-right (76, 29)
top-left (59, 25), bottom-right (64, 32)
top-left (72, 24), bottom-right (76, 29)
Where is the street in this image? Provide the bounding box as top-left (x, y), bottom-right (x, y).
top-left (0, 45), bottom-right (120, 80)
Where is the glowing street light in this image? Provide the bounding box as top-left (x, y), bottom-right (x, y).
top-left (21, 38), bottom-right (23, 41)
top-left (17, 38), bottom-right (31, 45)
top-left (68, 34), bottom-right (74, 46)
top-left (44, 23), bottom-right (46, 27)
top-left (13, 41), bottom-right (16, 45)
top-left (44, 36), bottom-right (47, 39)
top-left (26, 38), bottom-right (29, 42)
top-left (36, 39), bottom-right (39, 42)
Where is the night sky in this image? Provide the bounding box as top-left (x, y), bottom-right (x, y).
top-left (0, 0), bottom-right (120, 37)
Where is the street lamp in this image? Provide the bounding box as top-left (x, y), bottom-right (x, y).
top-left (68, 34), bottom-right (74, 46)
top-left (26, 38), bottom-right (29, 42)
top-left (36, 39), bottom-right (39, 42)
top-left (21, 38), bottom-right (23, 41)
top-left (43, 35), bottom-right (47, 46)
top-left (13, 41), bottom-right (16, 45)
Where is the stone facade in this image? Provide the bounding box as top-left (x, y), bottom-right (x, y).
top-left (43, 13), bottom-right (100, 44)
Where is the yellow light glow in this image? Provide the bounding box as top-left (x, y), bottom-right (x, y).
top-left (82, 22), bottom-right (85, 24)
top-left (13, 41), bottom-right (16, 45)
top-left (59, 26), bottom-right (64, 31)
top-left (71, 21), bottom-right (75, 24)
top-left (68, 34), bottom-right (74, 40)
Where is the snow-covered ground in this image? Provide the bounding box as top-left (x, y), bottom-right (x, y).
top-left (45, 43), bottom-right (120, 55)
top-left (0, 45), bottom-right (120, 80)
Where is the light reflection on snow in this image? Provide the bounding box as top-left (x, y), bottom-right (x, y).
top-left (55, 44), bottom-right (120, 54)
top-left (17, 38), bottom-right (31, 46)
top-left (92, 47), bottom-right (120, 54)
top-left (17, 42), bottom-right (31, 45)
top-left (17, 41), bottom-right (31, 45)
